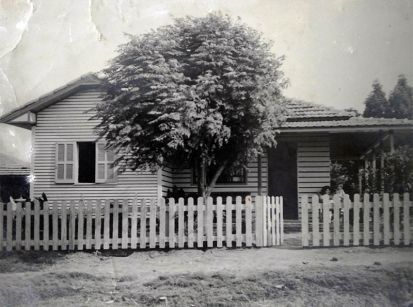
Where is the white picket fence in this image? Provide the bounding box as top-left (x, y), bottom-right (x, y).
top-left (0, 195), bottom-right (283, 251)
top-left (301, 193), bottom-right (412, 247)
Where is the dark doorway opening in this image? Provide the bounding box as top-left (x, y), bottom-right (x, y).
top-left (78, 142), bottom-right (96, 183)
top-left (268, 141), bottom-right (298, 219)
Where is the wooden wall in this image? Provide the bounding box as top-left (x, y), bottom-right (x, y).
top-left (296, 134), bottom-right (331, 218)
top-left (33, 89), bottom-right (158, 201)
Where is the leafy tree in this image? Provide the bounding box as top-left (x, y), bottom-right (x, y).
top-left (363, 80), bottom-right (388, 118)
top-left (382, 146), bottom-right (413, 193)
top-left (388, 75), bottom-right (413, 119)
top-left (95, 13), bottom-right (287, 198)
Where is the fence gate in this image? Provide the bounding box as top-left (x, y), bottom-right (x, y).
top-left (0, 195), bottom-right (284, 251)
top-left (301, 193), bottom-right (412, 247)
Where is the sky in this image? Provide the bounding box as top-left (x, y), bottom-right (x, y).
top-left (0, 0), bottom-right (412, 162)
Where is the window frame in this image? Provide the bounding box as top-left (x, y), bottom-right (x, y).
top-left (191, 164), bottom-right (248, 186)
top-left (54, 141), bottom-right (117, 185)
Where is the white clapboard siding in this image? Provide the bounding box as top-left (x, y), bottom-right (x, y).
top-left (33, 89), bottom-right (158, 201)
top-left (297, 135), bottom-right (330, 219)
top-left (301, 193), bottom-right (412, 247)
top-left (0, 196), bottom-right (283, 251)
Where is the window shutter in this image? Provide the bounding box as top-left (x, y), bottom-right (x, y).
top-left (95, 143), bottom-right (117, 183)
top-left (55, 143), bottom-right (75, 183)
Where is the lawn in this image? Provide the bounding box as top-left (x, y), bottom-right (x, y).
top-left (0, 235), bottom-right (412, 306)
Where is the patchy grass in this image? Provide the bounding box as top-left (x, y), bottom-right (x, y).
top-left (0, 247), bottom-right (412, 306)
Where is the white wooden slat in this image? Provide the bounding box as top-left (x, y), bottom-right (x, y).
top-left (245, 196), bottom-right (252, 247)
top-left (122, 200), bottom-right (129, 249)
top-left (86, 201), bottom-right (93, 250)
top-left (15, 203), bottom-right (22, 251)
top-left (353, 194), bottom-right (360, 246)
top-left (373, 194), bottom-right (380, 246)
top-left (393, 193), bottom-right (400, 245)
top-left (343, 195), bottom-right (350, 246)
top-left (280, 196), bottom-right (284, 243)
top-left (187, 198), bottom-right (194, 248)
top-left (216, 197), bottom-right (223, 248)
top-left (255, 196), bottom-right (263, 247)
top-left (226, 197), bottom-right (232, 248)
top-left (159, 198), bottom-right (166, 249)
top-left (52, 203), bottom-right (58, 250)
top-left (169, 198), bottom-right (176, 248)
top-left (43, 202), bottom-right (49, 250)
top-left (312, 195), bottom-right (320, 247)
top-left (262, 196), bottom-right (267, 247)
top-left (403, 193), bottom-right (410, 246)
top-left (275, 197), bottom-right (280, 246)
top-left (69, 201), bottom-right (76, 251)
top-left (236, 196), bottom-right (242, 247)
top-left (196, 197), bottom-right (203, 248)
top-left (149, 199), bottom-right (157, 249)
top-left (178, 198), bottom-right (185, 248)
top-left (333, 195), bottom-right (340, 246)
top-left (61, 202), bottom-right (67, 250)
top-left (322, 195), bottom-right (330, 246)
top-left (383, 194), bottom-right (390, 245)
top-left (301, 195), bottom-right (309, 247)
top-left (266, 196), bottom-right (272, 246)
top-left (103, 200), bottom-right (110, 249)
top-left (363, 194), bottom-right (370, 246)
top-left (34, 200), bottom-right (40, 251)
top-left (140, 199), bottom-right (147, 249)
top-left (95, 200), bottom-right (102, 250)
top-left (77, 201), bottom-right (84, 250)
top-left (6, 204), bottom-right (13, 251)
top-left (206, 197), bottom-right (214, 248)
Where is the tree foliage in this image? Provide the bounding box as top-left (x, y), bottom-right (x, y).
top-left (95, 13), bottom-right (287, 197)
top-left (388, 75), bottom-right (413, 119)
top-left (363, 80), bottom-right (388, 118)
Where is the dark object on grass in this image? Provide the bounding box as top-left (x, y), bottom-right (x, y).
top-left (374, 261), bottom-right (381, 266)
top-left (330, 257), bottom-right (338, 262)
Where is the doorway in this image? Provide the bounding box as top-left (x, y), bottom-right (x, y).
top-left (268, 141), bottom-right (298, 219)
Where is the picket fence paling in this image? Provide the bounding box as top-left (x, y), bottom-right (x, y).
top-left (0, 195), bottom-right (283, 251)
top-left (302, 193), bottom-right (412, 247)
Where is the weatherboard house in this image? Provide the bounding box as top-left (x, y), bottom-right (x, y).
top-left (1, 74), bottom-right (412, 220)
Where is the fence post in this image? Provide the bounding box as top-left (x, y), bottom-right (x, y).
top-left (255, 195), bottom-right (264, 247)
top-left (403, 193), bottom-right (410, 246)
top-left (301, 195), bottom-right (309, 247)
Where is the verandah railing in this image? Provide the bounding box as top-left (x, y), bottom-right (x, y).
top-left (0, 196), bottom-right (283, 251)
top-left (301, 193), bottom-right (412, 247)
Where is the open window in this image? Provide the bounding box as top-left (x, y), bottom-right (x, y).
top-left (55, 142), bottom-right (116, 184)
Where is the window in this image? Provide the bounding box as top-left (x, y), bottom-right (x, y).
top-left (55, 143), bottom-right (75, 183)
top-left (192, 164), bottom-right (247, 184)
top-left (55, 142), bottom-right (116, 184)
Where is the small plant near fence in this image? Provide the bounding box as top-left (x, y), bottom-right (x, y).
top-left (301, 193), bottom-right (412, 247)
top-left (0, 196), bottom-right (283, 252)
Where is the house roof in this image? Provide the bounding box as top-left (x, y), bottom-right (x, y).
top-left (0, 73), bottom-right (101, 124)
top-left (0, 73), bottom-right (412, 133)
top-left (0, 153), bottom-right (30, 176)
top-left (285, 99), bottom-right (352, 121)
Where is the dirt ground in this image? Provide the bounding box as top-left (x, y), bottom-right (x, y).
top-left (0, 234), bottom-right (412, 307)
